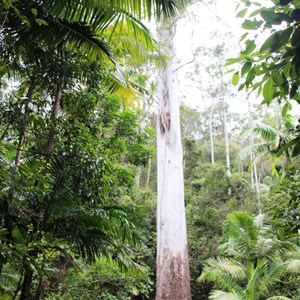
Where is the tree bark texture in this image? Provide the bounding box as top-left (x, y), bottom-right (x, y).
top-left (156, 22), bottom-right (191, 300)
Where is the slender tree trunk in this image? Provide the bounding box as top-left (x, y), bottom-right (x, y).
top-left (45, 83), bottom-right (63, 160)
top-left (45, 51), bottom-right (65, 161)
top-left (145, 158), bottom-right (151, 189)
top-left (15, 80), bottom-right (35, 166)
top-left (223, 110), bottom-right (230, 177)
top-left (20, 267), bottom-right (33, 300)
top-left (156, 21), bottom-right (191, 300)
top-left (135, 166), bottom-right (141, 187)
top-left (34, 276), bottom-right (45, 300)
top-left (209, 112), bottom-right (214, 164)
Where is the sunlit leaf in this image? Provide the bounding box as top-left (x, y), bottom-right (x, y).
top-left (263, 78), bottom-right (275, 104)
top-left (260, 27), bottom-right (293, 52)
top-left (232, 73), bottom-right (239, 86)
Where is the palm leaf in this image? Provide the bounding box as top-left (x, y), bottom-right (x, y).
top-left (284, 258), bottom-right (300, 272)
top-left (198, 257), bottom-right (246, 293)
top-left (45, 0), bottom-right (190, 20)
top-left (257, 261), bottom-right (285, 296)
top-left (209, 291), bottom-right (241, 300)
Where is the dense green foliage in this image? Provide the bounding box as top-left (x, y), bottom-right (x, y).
top-left (199, 211), bottom-right (300, 300)
top-left (229, 0), bottom-right (300, 156)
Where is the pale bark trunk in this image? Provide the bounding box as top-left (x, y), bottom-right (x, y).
top-left (156, 21), bottom-right (191, 300)
top-left (253, 159), bottom-right (262, 214)
top-left (45, 84), bottom-right (62, 160)
top-left (145, 158), bottom-right (151, 189)
top-left (223, 110), bottom-right (230, 178)
top-left (209, 112), bottom-right (214, 164)
top-left (135, 166), bottom-right (141, 187)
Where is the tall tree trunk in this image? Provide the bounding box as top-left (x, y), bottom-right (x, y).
top-left (45, 83), bottom-right (63, 160)
top-left (135, 166), bottom-right (141, 187)
top-left (223, 109), bottom-right (230, 177)
top-left (156, 21), bottom-right (191, 300)
top-left (209, 112), bottom-right (214, 164)
top-left (45, 51), bottom-right (65, 161)
top-left (253, 158), bottom-right (262, 214)
top-left (145, 158), bottom-right (151, 189)
top-left (20, 267), bottom-right (33, 300)
top-left (15, 79), bottom-right (35, 166)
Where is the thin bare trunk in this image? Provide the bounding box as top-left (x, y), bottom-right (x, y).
top-left (15, 81), bottom-right (35, 166)
top-left (45, 83), bottom-right (63, 159)
top-left (145, 158), bottom-right (151, 189)
top-left (223, 110), bottom-right (230, 177)
top-left (135, 166), bottom-right (141, 187)
top-left (253, 160), bottom-right (262, 214)
top-left (209, 113), bottom-right (214, 164)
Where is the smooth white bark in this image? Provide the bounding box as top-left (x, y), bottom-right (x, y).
top-left (156, 22), bottom-right (191, 300)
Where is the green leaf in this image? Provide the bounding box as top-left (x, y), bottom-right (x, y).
top-left (250, 8), bottom-right (264, 17)
top-left (292, 139), bottom-right (300, 156)
top-left (245, 68), bottom-right (256, 86)
top-left (263, 77), bottom-right (274, 104)
top-left (289, 82), bottom-right (298, 98)
top-left (282, 102), bottom-right (292, 116)
top-left (236, 8), bottom-right (247, 18)
top-left (242, 19), bottom-right (263, 30)
top-left (291, 26), bottom-right (300, 46)
top-left (242, 40), bottom-right (256, 55)
top-left (261, 10), bottom-right (285, 24)
top-left (277, 138), bottom-right (299, 156)
top-left (232, 73), bottom-right (239, 86)
top-left (31, 8), bottom-right (37, 16)
top-left (225, 57), bottom-right (244, 66)
top-left (35, 18), bottom-right (48, 26)
top-left (239, 32), bottom-right (248, 42)
top-left (241, 62), bottom-right (252, 76)
top-left (260, 27), bottom-right (293, 52)
top-left (238, 83), bottom-right (245, 91)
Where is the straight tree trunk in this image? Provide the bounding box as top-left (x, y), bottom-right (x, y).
top-left (45, 51), bottom-right (65, 161)
top-left (145, 158), bottom-right (151, 189)
top-left (209, 112), bottom-right (214, 164)
top-left (223, 109), bottom-right (230, 178)
top-left (135, 166), bottom-right (141, 187)
top-left (15, 80), bottom-right (35, 166)
top-left (156, 21), bottom-right (191, 300)
top-left (20, 267), bottom-right (33, 300)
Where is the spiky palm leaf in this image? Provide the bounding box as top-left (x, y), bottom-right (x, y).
top-left (209, 290), bottom-right (241, 300)
top-left (198, 258), bottom-right (245, 294)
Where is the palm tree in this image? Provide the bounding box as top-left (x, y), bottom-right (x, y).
top-left (198, 212), bottom-right (300, 300)
top-left (238, 113), bottom-right (295, 178)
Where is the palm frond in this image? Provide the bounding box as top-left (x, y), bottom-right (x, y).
top-left (45, 0), bottom-right (190, 21)
top-left (209, 290), bottom-right (241, 300)
top-left (284, 258), bottom-right (300, 272)
top-left (258, 261), bottom-right (285, 296)
top-left (236, 142), bottom-right (268, 164)
top-left (198, 257), bottom-right (246, 288)
top-left (251, 120), bottom-right (278, 142)
top-left (26, 17), bottom-right (115, 62)
top-left (106, 73), bottom-right (139, 106)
